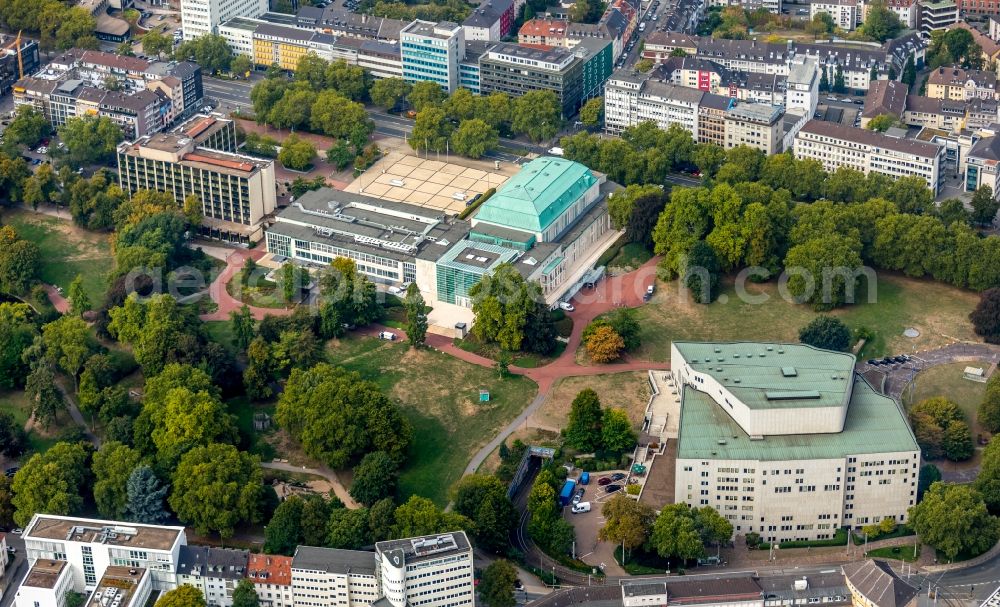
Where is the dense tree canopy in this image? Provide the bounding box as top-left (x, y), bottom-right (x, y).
top-left (169, 443), bottom-right (263, 538)
top-left (276, 363), bottom-right (411, 468)
top-left (798, 316), bottom-right (852, 351)
top-left (12, 441), bottom-right (92, 527)
top-left (910, 397), bottom-right (974, 461)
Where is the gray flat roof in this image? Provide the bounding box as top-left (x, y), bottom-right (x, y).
top-left (375, 532), bottom-right (471, 566)
top-left (292, 546), bottom-right (377, 576)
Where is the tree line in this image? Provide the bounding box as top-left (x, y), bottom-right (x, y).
top-left (564, 123), bottom-right (1000, 311)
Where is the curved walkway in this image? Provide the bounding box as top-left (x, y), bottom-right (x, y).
top-left (261, 461), bottom-right (359, 509)
top-left (199, 249), bottom-right (293, 321)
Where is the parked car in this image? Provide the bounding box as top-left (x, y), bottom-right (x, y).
top-left (571, 502), bottom-right (591, 513)
top-left (11, 528), bottom-right (22, 535)
top-left (378, 331), bottom-right (397, 341)
top-left (598, 476), bottom-right (612, 486)
top-left (387, 285), bottom-right (402, 295)
top-left (573, 487), bottom-right (585, 503)
top-left (610, 472), bottom-right (626, 481)
top-left (559, 301), bottom-right (575, 311)
top-left (4, 467), bottom-right (18, 477)
top-left (605, 484), bottom-right (622, 494)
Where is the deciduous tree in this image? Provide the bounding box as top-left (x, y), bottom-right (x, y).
top-left (68, 274), bottom-right (90, 316)
top-left (169, 443), bottom-right (263, 538)
top-left (909, 482), bottom-right (999, 560)
top-left (579, 96), bottom-right (603, 127)
top-left (798, 316), bottom-right (851, 351)
top-left (12, 441), bottom-right (91, 526)
top-left (450, 119), bottom-right (498, 159)
top-left (370, 77), bottom-right (412, 110)
top-left (586, 325), bottom-right (624, 363)
top-left (404, 283), bottom-right (428, 348)
top-left (479, 560), bottom-right (517, 607)
top-left (511, 90), bottom-right (561, 143)
top-left (407, 80), bottom-right (446, 113)
top-left (155, 586), bottom-right (207, 607)
top-left (599, 495), bottom-right (655, 558)
top-left (232, 579), bottom-right (260, 607)
top-left (92, 441), bottom-right (142, 519)
top-left (650, 504), bottom-right (706, 561)
top-left (602, 408), bottom-right (637, 454)
top-left (350, 451), bottom-right (399, 506)
top-left (278, 134), bottom-right (316, 171)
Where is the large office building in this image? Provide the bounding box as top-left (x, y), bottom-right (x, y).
top-left (265, 188), bottom-right (472, 287)
top-left (671, 342), bottom-right (920, 544)
top-left (479, 43), bottom-right (584, 118)
top-left (400, 20), bottom-right (465, 93)
top-left (291, 546), bottom-right (380, 607)
top-left (181, 0), bottom-right (267, 40)
top-left (117, 114), bottom-right (277, 243)
top-left (794, 120), bottom-right (945, 194)
top-left (20, 515), bottom-right (188, 593)
top-left (375, 532), bottom-right (475, 607)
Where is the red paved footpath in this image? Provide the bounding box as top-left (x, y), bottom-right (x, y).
top-left (199, 248), bottom-right (293, 321)
top-left (388, 256), bottom-right (670, 392)
top-left (44, 284), bottom-right (71, 314)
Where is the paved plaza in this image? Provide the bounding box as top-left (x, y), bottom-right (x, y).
top-left (344, 152), bottom-right (515, 214)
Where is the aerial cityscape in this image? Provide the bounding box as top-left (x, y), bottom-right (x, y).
top-left (3, 0), bottom-right (1000, 604)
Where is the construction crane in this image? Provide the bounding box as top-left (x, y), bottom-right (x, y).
top-left (2, 31), bottom-right (24, 81)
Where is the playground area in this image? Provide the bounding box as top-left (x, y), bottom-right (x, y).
top-left (343, 151), bottom-right (515, 214)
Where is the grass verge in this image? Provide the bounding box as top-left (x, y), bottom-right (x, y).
top-left (327, 335), bottom-right (538, 505)
top-left (0, 389), bottom-right (59, 454)
top-left (4, 208), bottom-right (112, 307)
top-left (624, 273), bottom-right (978, 361)
top-left (866, 544), bottom-right (921, 562)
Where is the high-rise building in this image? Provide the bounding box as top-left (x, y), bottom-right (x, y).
top-left (400, 20), bottom-right (465, 93)
top-left (117, 113), bottom-right (277, 243)
top-left (479, 43), bottom-right (584, 118)
top-left (375, 532), bottom-right (475, 607)
top-left (181, 0), bottom-right (267, 40)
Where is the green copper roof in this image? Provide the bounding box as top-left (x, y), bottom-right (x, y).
top-left (673, 342), bottom-right (856, 410)
top-left (473, 157), bottom-right (596, 234)
top-left (677, 377), bottom-right (919, 461)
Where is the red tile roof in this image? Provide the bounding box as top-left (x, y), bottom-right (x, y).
top-left (247, 554), bottom-right (292, 587)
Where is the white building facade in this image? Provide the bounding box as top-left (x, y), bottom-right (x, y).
top-left (671, 342), bottom-right (921, 544)
top-left (794, 119), bottom-right (944, 194)
top-left (181, 0), bottom-right (267, 39)
top-left (375, 533), bottom-right (475, 607)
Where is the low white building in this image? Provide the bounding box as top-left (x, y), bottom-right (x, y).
top-left (604, 71), bottom-right (707, 136)
top-left (21, 515), bottom-right (187, 593)
top-left (15, 560), bottom-right (74, 607)
top-left (375, 533), bottom-right (475, 607)
top-left (672, 342), bottom-right (921, 544)
top-left (810, 0), bottom-right (860, 30)
top-left (794, 119), bottom-right (945, 194)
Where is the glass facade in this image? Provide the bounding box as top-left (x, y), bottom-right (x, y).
top-left (436, 265), bottom-right (484, 306)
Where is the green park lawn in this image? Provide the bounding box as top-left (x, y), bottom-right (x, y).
top-left (204, 320), bottom-right (239, 356)
top-left (621, 273), bottom-right (979, 362)
top-left (3, 209), bottom-right (112, 307)
top-left (0, 389), bottom-right (59, 455)
top-left (326, 335), bottom-right (538, 505)
top-left (865, 544), bottom-right (921, 562)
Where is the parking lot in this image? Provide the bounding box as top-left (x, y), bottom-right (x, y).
top-left (561, 471), bottom-right (634, 574)
top-left (343, 151), bottom-right (514, 214)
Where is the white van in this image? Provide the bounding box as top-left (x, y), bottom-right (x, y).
top-left (571, 502), bottom-right (591, 514)
top-left (378, 331), bottom-right (397, 341)
top-left (547, 146), bottom-right (565, 156)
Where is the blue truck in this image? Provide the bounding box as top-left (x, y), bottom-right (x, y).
top-left (559, 479), bottom-right (577, 507)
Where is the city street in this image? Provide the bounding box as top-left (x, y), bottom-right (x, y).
top-left (0, 533), bottom-right (27, 607)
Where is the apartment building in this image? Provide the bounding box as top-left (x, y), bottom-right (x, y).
top-left (117, 114), bottom-right (277, 243)
top-left (867, 0), bottom-right (918, 28)
top-left (810, 0), bottom-right (860, 30)
top-left (247, 554), bottom-right (294, 607)
top-left (181, 0), bottom-right (267, 39)
top-left (927, 66), bottom-right (998, 101)
top-left (604, 70), bottom-right (706, 135)
top-left (861, 79), bottom-right (908, 128)
top-left (642, 32), bottom-right (924, 91)
top-left (14, 50), bottom-right (203, 135)
top-left (400, 20), bottom-right (465, 93)
top-left (920, 0), bottom-right (959, 33)
top-left (252, 22), bottom-right (341, 71)
top-left (375, 533), bottom-right (475, 607)
top-left (785, 57), bottom-right (819, 115)
top-left (709, 0), bottom-right (782, 14)
top-left (294, 6), bottom-right (408, 42)
top-left (21, 515), bottom-right (187, 592)
top-left (462, 0), bottom-right (516, 40)
top-left (794, 119), bottom-right (944, 194)
top-left (671, 342), bottom-right (921, 544)
top-left (902, 95), bottom-right (966, 131)
top-left (944, 22), bottom-right (1000, 64)
top-left (176, 546), bottom-right (249, 607)
top-left (698, 96), bottom-right (731, 147)
top-left (291, 546), bottom-right (380, 607)
top-left (724, 103), bottom-right (783, 154)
